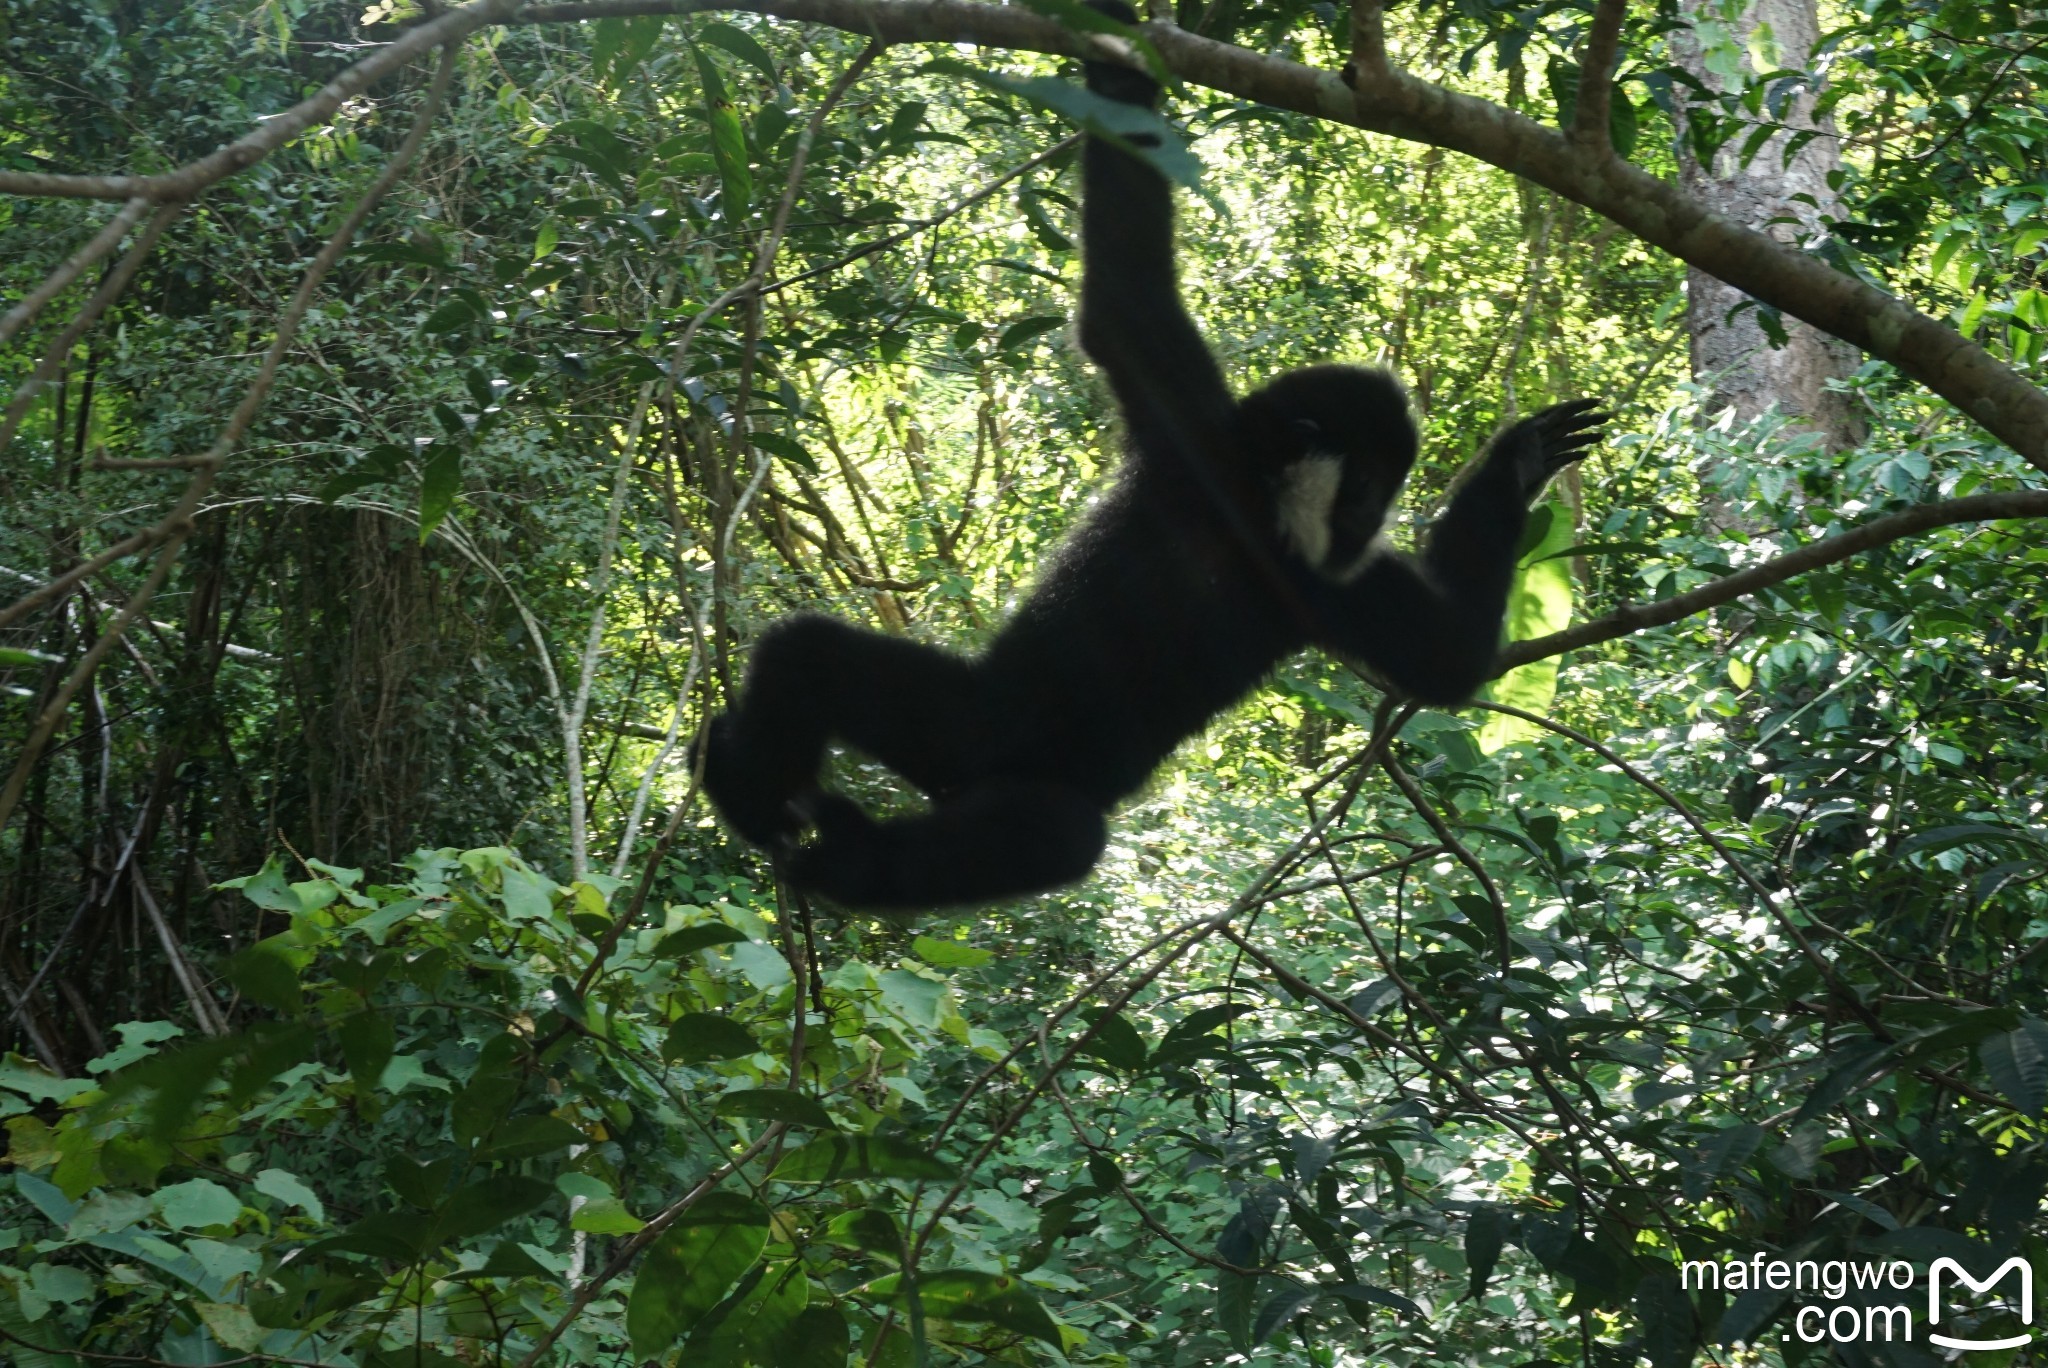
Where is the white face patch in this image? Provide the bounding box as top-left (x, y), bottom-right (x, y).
top-left (1276, 454), bottom-right (1342, 567)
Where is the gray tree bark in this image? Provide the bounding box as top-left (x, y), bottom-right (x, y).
top-left (1674, 0), bottom-right (1864, 450)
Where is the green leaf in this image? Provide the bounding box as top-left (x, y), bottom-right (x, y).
top-left (1981, 1020), bottom-right (2048, 1116)
top-left (336, 1012), bottom-right (394, 1099)
top-left (195, 1301), bottom-right (263, 1353)
top-left (0, 646), bottom-right (60, 667)
top-left (594, 14), bottom-right (665, 84)
top-left (655, 923), bottom-right (749, 957)
top-left (1790, 1039), bottom-right (1895, 1127)
top-left (748, 430), bottom-right (819, 473)
top-left (1011, 0), bottom-right (1174, 84)
top-left (711, 1088), bottom-right (835, 1128)
top-left (570, 1196), bottom-right (644, 1234)
top-left (453, 1071), bottom-right (522, 1149)
top-left (533, 220), bottom-right (559, 260)
top-left (898, 1270), bottom-right (1061, 1349)
top-left (771, 1305), bottom-right (852, 1368)
top-left (1076, 1009), bottom-right (1147, 1072)
top-left (924, 60), bottom-right (1203, 189)
top-left (693, 44), bottom-right (752, 217)
top-left (626, 1194), bottom-right (770, 1358)
top-left (254, 1168), bottom-right (325, 1223)
top-left (1466, 1204), bottom-right (1508, 1299)
top-left (420, 298), bottom-right (477, 334)
top-left (429, 1176), bottom-right (553, 1243)
top-left (824, 1207), bottom-right (905, 1259)
top-left (697, 21), bottom-right (777, 84)
top-left (417, 445), bottom-right (462, 543)
top-left (771, 1135), bottom-right (956, 1183)
top-left (998, 315), bottom-right (1065, 351)
top-left (692, 1258), bottom-right (808, 1360)
top-left (1217, 1269), bottom-right (1257, 1353)
top-left (1481, 499), bottom-right (1576, 751)
top-left (1252, 1284), bottom-right (1320, 1344)
top-left (1635, 1270), bottom-right (1696, 1368)
top-left (155, 1178), bottom-right (242, 1231)
top-left (319, 446), bottom-right (403, 505)
top-left (224, 935), bottom-right (307, 1014)
top-left (1528, 539), bottom-right (1656, 563)
top-left (479, 1115), bottom-right (586, 1160)
top-left (663, 1012), bottom-right (761, 1064)
top-left (1325, 1282), bottom-right (1422, 1316)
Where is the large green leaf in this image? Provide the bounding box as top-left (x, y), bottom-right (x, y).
top-left (771, 1135), bottom-right (956, 1183)
top-left (626, 1193), bottom-right (770, 1358)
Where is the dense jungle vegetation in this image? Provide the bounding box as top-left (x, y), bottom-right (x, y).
top-left (2, 0), bottom-right (2046, 1363)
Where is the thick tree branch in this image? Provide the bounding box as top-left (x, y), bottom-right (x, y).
top-left (1572, 0), bottom-right (1628, 151)
top-left (511, 0), bottom-right (2048, 467)
top-left (1497, 489), bottom-right (2048, 671)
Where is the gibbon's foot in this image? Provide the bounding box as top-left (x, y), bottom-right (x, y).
top-left (781, 782), bottom-right (1107, 912)
top-left (698, 713), bottom-right (807, 848)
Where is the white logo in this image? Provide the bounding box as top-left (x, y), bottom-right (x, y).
top-left (1927, 1256), bottom-right (2034, 1352)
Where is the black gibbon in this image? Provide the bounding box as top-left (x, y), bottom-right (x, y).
top-left (700, 12), bottom-right (1606, 911)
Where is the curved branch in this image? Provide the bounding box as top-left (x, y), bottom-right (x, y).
top-left (0, 0), bottom-right (513, 201)
top-left (0, 197), bottom-right (151, 345)
top-left (1497, 489), bottom-right (2048, 671)
top-left (0, 44), bottom-right (461, 836)
top-left (513, 0), bottom-right (2048, 467)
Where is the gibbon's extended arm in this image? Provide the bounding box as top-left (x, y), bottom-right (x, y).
top-left (1075, 9), bottom-right (1235, 453)
top-left (1312, 400), bottom-right (1605, 703)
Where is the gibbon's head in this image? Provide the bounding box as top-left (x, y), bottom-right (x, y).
top-left (1240, 364), bottom-right (1418, 581)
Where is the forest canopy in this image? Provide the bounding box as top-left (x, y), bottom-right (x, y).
top-left (2, 0), bottom-right (2046, 1364)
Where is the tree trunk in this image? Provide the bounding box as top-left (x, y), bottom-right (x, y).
top-left (1674, 0), bottom-right (1864, 451)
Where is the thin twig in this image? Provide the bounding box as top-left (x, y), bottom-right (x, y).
top-left (1379, 752), bottom-right (1512, 972)
top-left (0, 43), bottom-right (459, 836)
top-left (0, 197), bottom-right (150, 344)
top-left (87, 454), bottom-right (218, 470)
top-left (762, 135), bottom-right (1080, 295)
top-left (1497, 490), bottom-right (2048, 673)
top-left (0, 0), bottom-right (513, 199)
top-left (0, 202), bottom-right (181, 456)
top-left (1472, 700), bottom-right (1880, 1033)
top-left (513, 1126), bottom-right (787, 1368)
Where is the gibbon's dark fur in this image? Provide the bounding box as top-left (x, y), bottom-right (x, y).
top-left (701, 10), bottom-right (1606, 911)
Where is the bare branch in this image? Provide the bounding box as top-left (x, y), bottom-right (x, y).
top-left (1498, 490), bottom-right (2048, 671)
top-left (506, 0), bottom-right (2048, 466)
top-left (0, 197), bottom-right (150, 344)
top-left (0, 203), bottom-right (181, 457)
top-left (0, 44), bottom-right (460, 836)
top-left (88, 454), bottom-right (217, 471)
top-left (0, 0), bottom-right (513, 200)
top-left (764, 135), bottom-right (1079, 295)
top-left (1572, 0), bottom-right (1628, 151)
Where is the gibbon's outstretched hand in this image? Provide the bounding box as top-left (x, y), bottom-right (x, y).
top-left (700, 5), bottom-right (1609, 911)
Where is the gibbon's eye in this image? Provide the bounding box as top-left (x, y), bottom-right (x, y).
top-left (1290, 418), bottom-right (1323, 441)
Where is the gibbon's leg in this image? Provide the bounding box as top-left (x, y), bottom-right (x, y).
top-left (787, 783), bottom-right (1108, 911)
top-left (1314, 402), bottom-right (1604, 704)
top-left (703, 613), bottom-right (984, 846)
